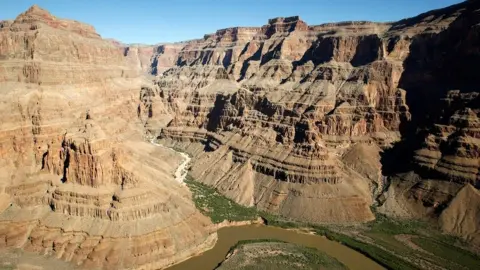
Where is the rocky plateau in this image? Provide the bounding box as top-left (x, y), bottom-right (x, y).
top-left (0, 1), bottom-right (480, 269)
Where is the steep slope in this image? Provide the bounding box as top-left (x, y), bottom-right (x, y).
top-left (398, 4), bottom-right (480, 185)
top-left (0, 5), bottom-right (215, 269)
top-left (378, 0), bottom-right (480, 226)
top-left (148, 0), bottom-right (480, 232)
top-left (440, 184), bottom-right (480, 245)
top-left (123, 43), bottom-right (186, 75)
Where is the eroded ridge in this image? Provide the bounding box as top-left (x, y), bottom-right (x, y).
top-left (0, 6), bottom-right (215, 270)
top-left (140, 1), bottom-right (480, 232)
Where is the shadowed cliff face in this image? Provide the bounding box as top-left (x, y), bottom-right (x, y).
top-left (394, 1), bottom-right (480, 186)
top-left (399, 1), bottom-right (480, 125)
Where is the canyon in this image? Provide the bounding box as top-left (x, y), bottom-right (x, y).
top-left (0, 5), bottom-right (215, 270)
top-left (146, 0), bottom-right (479, 241)
top-left (0, 1), bottom-right (479, 269)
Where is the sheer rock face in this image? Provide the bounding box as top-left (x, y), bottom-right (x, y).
top-left (1, 1), bottom-right (479, 265)
top-left (123, 43), bottom-right (186, 75)
top-left (376, 4), bottom-right (480, 242)
top-left (399, 2), bottom-right (480, 187)
top-left (153, 0), bottom-right (480, 228)
top-left (0, 6), bottom-right (215, 270)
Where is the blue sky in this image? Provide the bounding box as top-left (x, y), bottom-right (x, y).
top-left (0, 0), bottom-right (463, 44)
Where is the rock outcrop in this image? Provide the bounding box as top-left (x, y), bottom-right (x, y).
top-left (148, 0), bottom-right (480, 234)
top-left (2, 0), bottom-right (480, 266)
top-left (0, 5), bottom-right (215, 270)
top-left (123, 43), bottom-right (186, 75)
top-left (376, 1), bottom-right (480, 240)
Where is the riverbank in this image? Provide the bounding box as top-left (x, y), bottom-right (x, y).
top-left (167, 225), bottom-right (383, 270)
top-left (183, 170), bottom-right (480, 270)
top-left (213, 217), bottom-right (265, 229)
top-left (153, 139), bottom-right (480, 270)
top-left (216, 239), bottom-right (349, 270)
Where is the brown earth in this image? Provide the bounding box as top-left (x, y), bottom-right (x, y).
top-left (0, 5), bottom-right (215, 270)
top-left (216, 241), bottom-right (348, 270)
top-left (440, 184), bottom-right (480, 246)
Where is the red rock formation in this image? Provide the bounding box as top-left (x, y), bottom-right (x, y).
top-left (0, 5), bottom-right (215, 269)
top-left (122, 43), bottom-right (187, 75)
top-left (153, 1), bottom-right (479, 230)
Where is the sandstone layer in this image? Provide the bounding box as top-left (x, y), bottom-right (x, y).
top-left (1, 1), bottom-right (480, 267)
top-left (124, 43), bottom-right (186, 75)
top-left (145, 0), bottom-right (480, 238)
top-left (0, 5), bottom-right (215, 270)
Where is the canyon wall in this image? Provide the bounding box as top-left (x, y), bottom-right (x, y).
top-left (1, 1), bottom-right (479, 267)
top-left (124, 43), bottom-right (186, 75)
top-left (0, 5), bottom-right (215, 269)
top-left (150, 0), bottom-right (479, 239)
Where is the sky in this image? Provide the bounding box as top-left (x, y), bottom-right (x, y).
top-left (0, 0), bottom-right (464, 44)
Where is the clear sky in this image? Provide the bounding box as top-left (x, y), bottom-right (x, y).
top-left (0, 0), bottom-right (464, 44)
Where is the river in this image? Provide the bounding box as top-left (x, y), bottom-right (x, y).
top-left (150, 139), bottom-right (190, 185)
top-left (151, 139), bottom-right (384, 270)
top-left (166, 225), bottom-right (383, 270)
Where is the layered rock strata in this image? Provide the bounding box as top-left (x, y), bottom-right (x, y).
top-left (376, 1), bottom-right (480, 242)
top-left (150, 0), bottom-right (480, 232)
top-left (0, 5), bottom-right (214, 270)
top-left (1, 0), bottom-right (480, 265)
top-left (124, 43), bottom-right (186, 75)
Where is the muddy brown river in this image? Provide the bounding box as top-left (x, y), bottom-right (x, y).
top-left (166, 224), bottom-right (384, 270)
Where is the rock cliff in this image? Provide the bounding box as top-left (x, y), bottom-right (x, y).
top-left (149, 0), bottom-right (479, 237)
top-left (1, 0), bottom-right (480, 267)
top-left (123, 43), bottom-right (186, 75)
top-left (0, 5), bottom-right (215, 270)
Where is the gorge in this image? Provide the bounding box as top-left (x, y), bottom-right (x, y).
top-left (0, 1), bottom-right (479, 269)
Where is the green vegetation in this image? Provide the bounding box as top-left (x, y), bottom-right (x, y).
top-left (185, 175), bottom-right (259, 223)
top-left (185, 175), bottom-right (480, 270)
top-left (258, 208), bottom-right (480, 270)
top-left (259, 215), bottom-right (419, 270)
top-left (317, 229), bottom-right (420, 270)
top-left (368, 213), bottom-right (424, 235)
top-left (217, 240), bottom-right (348, 270)
top-left (412, 237), bottom-right (480, 270)
top-left (364, 214), bottom-right (480, 270)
